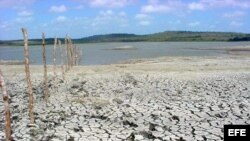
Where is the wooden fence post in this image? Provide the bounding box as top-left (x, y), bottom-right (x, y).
top-left (21, 28), bottom-right (34, 124)
top-left (0, 70), bottom-right (12, 141)
top-left (75, 46), bottom-right (78, 66)
top-left (42, 33), bottom-right (49, 105)
top-left (65, 35), bottom-right (69, 72)
top-left (53, 37), bottom-right (57, 80)
top-left (79, 47), bottom-right (82, 65)
top-left (74, 45), bottom-right (77, 66)
top-left (58, 40), bottom-right (65, 80)
top-left (67, 37), bottom-right (72, 70)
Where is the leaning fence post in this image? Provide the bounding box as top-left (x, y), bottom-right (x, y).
top-left (0, 70), bottom-right (12, 141)
top-left (42, 33), bottom-right (49, 105)
top-left (21, 28), bottom-right (35, 124)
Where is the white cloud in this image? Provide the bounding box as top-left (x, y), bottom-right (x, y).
top-left (135, 13), bottom-right (151, 26)
top-left (0, 21), bottom-right (13, 30)
top-left (18, 10), bottom-right (33, 16)
top-left (188, 0), bottom-right (250, 10)
top-left (42, 16), bottom-right (89, 37)
top-left (230, 21), bottom-right (243, 26)
top-left (41, 23), bottom-right (48, 27)
top-left (223, 11), bottom-right (245, 18)
top-left (141, 0), bottom-right (184, 13)
top-left (148, 0), bottom-right (160, 4)
top-left (75, 5), bottom-right (84, 10)
top-left (15, 17), bottom-right (33, 23)
top-left (208, 24), bottom-right (216, 29)
top-left (135, 14), bottom-right (150, 20)
top-left (188, 21), bottom-right (200, 27)
top-left (119, 11), bottom-right (127, 17)
top-left (214, 0), bottom-right (250, 8)
top-left (140, 0), bottom-right (250, 14)
top-left (141, 4), bottom-right (171, 13)
top-left (92, 10), bottom-right (128, 27)
top-left (0, 0), bottom-right (35, 8)
top-left (168, 20), bottom-right (181, 25)
top-left (56, 16), bottom-right (67, 22)
top-left (139, 21), bottom-right (150, 26)
top-left (99, 10), bottom-right (113, 16)
top-left (81, 0), bottom-right (135, 8)
top-left (49, 5), bottom-right (67, 13)
top-left (188, 2), bottom-right (204, 10)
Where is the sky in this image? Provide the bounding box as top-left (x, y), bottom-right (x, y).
top-left (0, 0), bottom-right (250, 40)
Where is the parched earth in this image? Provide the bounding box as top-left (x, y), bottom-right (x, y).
top-left (1, 70), bottom-right (250, 141)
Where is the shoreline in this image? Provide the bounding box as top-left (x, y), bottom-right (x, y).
top-left (0, 55), bottom-right (250, 140)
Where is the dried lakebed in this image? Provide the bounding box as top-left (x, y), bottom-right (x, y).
top-left (0, 56), bottom-right (250, 141)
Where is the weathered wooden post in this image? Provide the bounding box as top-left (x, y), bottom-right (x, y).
top-left (42, 33), bottom-right (49, 104)
top-left (67, 37), bottom-right (72, 69)
top-left (58, 40), bottom-right (65, 80)
top-left (72, 44), bottom-right (75, 66)
top-left (79, 47), bottom-right (82, 65)
top-left (53, 37), bottom-right (57, 80)
top-left (21, 28), bottom-right (35, 124)
top-left (74, 45), bottom-right (77, 66)
top-left (0, 70), bottom-right (12, 141)
top-left (65, 35), bottom-right (69, 72)
top-left (75, 46), bottom-right (78, 66)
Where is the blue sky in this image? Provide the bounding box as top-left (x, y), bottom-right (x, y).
top-left (0, 0), bottom-right (250, 40)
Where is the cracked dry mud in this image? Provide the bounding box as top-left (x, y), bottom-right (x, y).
top-left (0, 56), bottom-right (250, 141)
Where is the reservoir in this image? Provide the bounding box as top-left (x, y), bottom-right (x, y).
top-left (0, 42), bottom-right (250, 65)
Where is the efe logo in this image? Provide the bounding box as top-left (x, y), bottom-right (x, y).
top-left (228, 129), bottom-right (246, 136)
top-left (224, 125), bottom-right (250, 141)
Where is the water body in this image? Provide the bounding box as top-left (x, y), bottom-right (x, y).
top-left (0, 42), bottom-right (250, 65)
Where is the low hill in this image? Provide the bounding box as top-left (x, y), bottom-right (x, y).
top-left (146, 31), bottom-right (250, 41)
top-left (1, 31), bottom-right (250, 46)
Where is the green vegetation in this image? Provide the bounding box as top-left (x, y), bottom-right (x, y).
top-left (145, 31), bottom-right (250, 41)
top-left (1, 31), bottom-right (250, 46)
top-left (0, 38), bottom-right (57, 46)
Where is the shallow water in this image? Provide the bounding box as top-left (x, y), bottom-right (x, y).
top-left (0, 42), bottom-right (250, 65)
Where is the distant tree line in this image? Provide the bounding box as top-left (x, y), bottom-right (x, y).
top-left (1, 31), bottom-right (250, 46)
